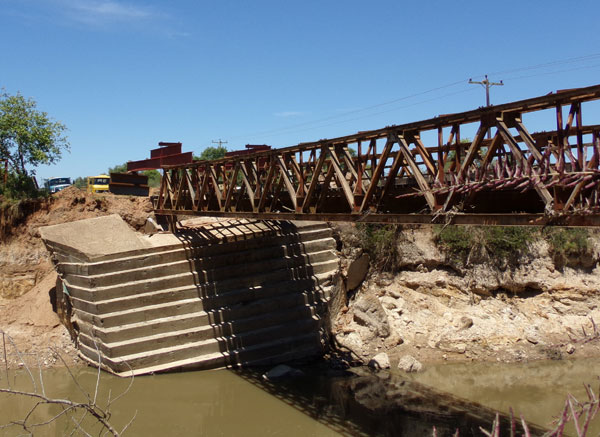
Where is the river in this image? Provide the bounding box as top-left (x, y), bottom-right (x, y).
top-left (0, 358), bottom-right (599, 436)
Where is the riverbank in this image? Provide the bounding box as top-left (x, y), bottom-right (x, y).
top-left (332, 223), bottom-right (600, 368)
top-left (0, 270), bottom-right (80, 369)
top-left (0, 187), bottom-right (153, 370)
top-left (2, 189), bottom-right (600, 372)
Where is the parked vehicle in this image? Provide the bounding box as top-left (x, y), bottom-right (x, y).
top-left (87, 175), bottom-right (110, 193)
top-left (86, 173), bottom-right (149, 196)
top-left (45, 177), bottom-right (72, 193)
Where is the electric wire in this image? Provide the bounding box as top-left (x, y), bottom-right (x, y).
top-left (220, 52), bottom-right (600, 146)
top-left (247, 87), bottom-right (478, 141)
top-left (226, 78), bottom-right (471, 141)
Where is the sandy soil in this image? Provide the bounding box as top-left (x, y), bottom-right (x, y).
top-left (0, 187), bottom-right (153, 369)
top-left (0, 271), bottom-right (79, 369)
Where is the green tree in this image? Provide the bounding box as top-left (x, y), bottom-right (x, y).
top-left (0, 91), bottom-right (69, 176)
top-left (108, 163), bottom-right (127, 174)
top-left (194, 145), bottom-right (228, 161)
top-left (143, 170), bottom-right (161, 188)
top-left (73, 176), bottom-right (87, 189)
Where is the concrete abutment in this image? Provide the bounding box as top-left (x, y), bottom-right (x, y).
top-left (40, 216), bottom-right (339, 376)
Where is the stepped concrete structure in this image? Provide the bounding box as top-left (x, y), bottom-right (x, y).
top-left (40, 215), bottom-right (339, 376)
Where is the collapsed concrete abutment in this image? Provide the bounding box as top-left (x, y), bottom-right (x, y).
top-left (40, 215), bottom-right (339, 376)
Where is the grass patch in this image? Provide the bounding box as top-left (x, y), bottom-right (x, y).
top-left (356, 224), bottom-right (399, 271)
top-left (435, 225), bottom-right (536, 265)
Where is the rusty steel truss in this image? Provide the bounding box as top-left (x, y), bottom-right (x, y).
top-left (155, 84), bottom-right (600, 226)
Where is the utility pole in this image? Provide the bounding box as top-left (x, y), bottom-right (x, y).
top-left (469, 75), bottom-right (503, 138)
top-left (212, 139), bottom-right (228, 148)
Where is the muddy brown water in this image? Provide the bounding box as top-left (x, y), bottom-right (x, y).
top-left (407, 357), bottom-right (600, 436)
top-left (0, 358), bottom-right (598, 436)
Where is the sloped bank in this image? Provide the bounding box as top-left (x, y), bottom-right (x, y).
top-left (331, 224), bottom-right (600, 367)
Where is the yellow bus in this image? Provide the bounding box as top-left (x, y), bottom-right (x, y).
top-left (87, 174), bottom-right (110, 193)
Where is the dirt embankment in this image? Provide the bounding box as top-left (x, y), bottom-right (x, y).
top-left (3, 188), bottom-right (600, 372)
top-left (0, 187), bottom-right (153, 368)
top-left (332, 224), bottom-right (600, 369)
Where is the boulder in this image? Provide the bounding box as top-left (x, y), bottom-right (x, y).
top-left (397, 355), bottom-right (423, 373)
top-left (262, 364), bottom-right (305, 381)
top-left (347, 254), bottom-right (370, 290)
top-left (353, 294), bottom-right (390, 338)
top-left (368, 352), bottom-right (390, 370)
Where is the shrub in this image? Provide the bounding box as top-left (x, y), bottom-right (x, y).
top-left (482, 227), bottom-right (536, 260)
top-left (543, 227), bottom-right (591, 268)
top-left (356, 224), bottom-right (399, 271)
top-left (434, 225), bottom-right (473, 262)
top-left (0, 171), bottom-right (47, 200)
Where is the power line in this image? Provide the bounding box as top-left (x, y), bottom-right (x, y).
top-left (501, 62), bottom-right (600, 82)
top-left (227, 79), bottom-right (470, 141)
top-left (489, 53), bottom-right (600, 77)
top-left (248, 87), bottom-right (478, 141)
top-left (227, 52), bottom-right (600, 145)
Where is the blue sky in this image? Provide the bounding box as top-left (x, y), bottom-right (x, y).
top-left (2, 0), bottom-right (600, 181)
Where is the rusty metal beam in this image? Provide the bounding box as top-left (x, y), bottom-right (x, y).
top-left (154, 209), bottom-right (600, 227)
top-left (155, 84), bottom-right (600, 226)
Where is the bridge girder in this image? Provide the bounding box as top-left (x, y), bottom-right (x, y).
top-left (155, 84), bottom-right (600, 227)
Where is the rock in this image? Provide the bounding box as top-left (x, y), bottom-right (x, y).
top-left (458, 316), bottom-right (473, 330)
top-left (384, 333), bottom-right (404, 348)
top-left (262, 364), bottom-right (305, 381)
top-left (380, 296), bottom-right (399, 310)
top-left (388, 287), bottom-right (402, 298)
top-left (368, 352), bottom-right (390, 370)
top-left (526, 334), bottom-right (539, 345)
top-left (566, 343), bottom-right (575, 354)
top-left (455, 343), bottom-right (467, 354)
top-left (347, 254), bottom-right (370, 290)
top-left (398, 355), bottom-right (423, 373)
top-left (337, 332), bottom-right (365, 356)
top-left (353, 293), bottom-right (390, 338)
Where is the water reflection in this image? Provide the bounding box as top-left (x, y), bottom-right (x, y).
top-left (238, 366), bottom-right (549, 436)
top-left (0, 367), bottom-right (339, 436)
top-left (4, 360), bottom-right (588, 436)
top-left (406, 358), bottom-right (600, 435)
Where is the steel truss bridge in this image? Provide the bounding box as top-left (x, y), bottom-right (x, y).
top-left (155, 84), bottom-right (600, 226)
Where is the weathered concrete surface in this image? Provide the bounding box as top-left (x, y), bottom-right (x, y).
top-left (42, 217), bottom-right (340, 376)
top-left (39, 214), bottom-right (151, 261)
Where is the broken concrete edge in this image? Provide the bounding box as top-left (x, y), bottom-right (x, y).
top-left (39, 215), bottom-right (323, 263)
top-left (39, 215), bottom-right (150, 262)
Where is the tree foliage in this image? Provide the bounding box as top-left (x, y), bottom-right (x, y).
top-left (0, 91), bottom-right (69, 176)
top-left (73, 176), bottom-right (87, 189)
top-left (143, 170), bottom-right (161, 188)
top-left (108, 163), bottom-right (127, 174)
top-left (194, 145), bottom-right (227, 161)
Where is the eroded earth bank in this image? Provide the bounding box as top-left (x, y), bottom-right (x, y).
top-left (332, 223), bottom-right (600, 370)
top-left (2, 187), bottom-right (600, 373)
top-left (0, 187), bottom-right (152, 368)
